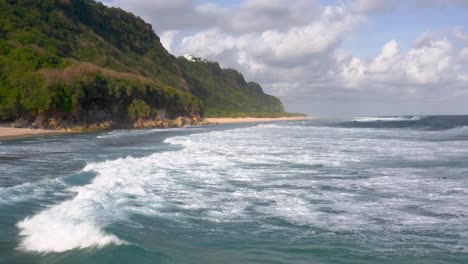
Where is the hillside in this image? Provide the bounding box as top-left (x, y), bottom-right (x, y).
top-left (0, 0), bottom-right (292, 130)
top-left (178, 55), bottom-right (285, 117)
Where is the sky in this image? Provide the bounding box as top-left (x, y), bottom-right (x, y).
top-left (102, 0), bottom-right (468, 117)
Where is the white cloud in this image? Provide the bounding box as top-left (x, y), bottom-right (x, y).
top-left (368, 40), bottom-right (399, 73)
top-left (105, 0), bottom-right (216, 31)
top-left (102, 0), bottom-right (468, 115)
top-left (105, 0), bottom-right (320, 33)
top-left (458, 73), bottom-right (468, 82)
top-left (405, 40), bottom-right (454, 85)
top-left (339, 57), bottom-right (367, 88)
top-left (460, 48), bottom-right (468, 63)
top-left (352, 0), bottom-right (396, 13)
top-left (177, 29), bottom-right (237, 58)
top-left (175, 5), bottom-right (361, 67)
top-left (338, 38), bottom-right (460, 89)
top-left (159, 31), bottom-right (177, 53)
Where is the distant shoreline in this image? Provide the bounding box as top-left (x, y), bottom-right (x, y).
top-left (204, 116), bottom-right (312, 124)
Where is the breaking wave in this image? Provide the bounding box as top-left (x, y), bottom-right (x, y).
top-left (15, 121), bottom-right (468, 254)
top-left (352, 116), bottom-right (423, 122)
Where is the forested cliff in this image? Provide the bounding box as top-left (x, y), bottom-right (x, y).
top-left (0, 0), bottom-right (290, 130)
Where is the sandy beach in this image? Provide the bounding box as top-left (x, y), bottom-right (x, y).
top-left (0, 124), bottom-right (67, 140)
top-left (0, 116), bottom-right (311, 139)
top-left (204, 116), bottom-right (311, 124)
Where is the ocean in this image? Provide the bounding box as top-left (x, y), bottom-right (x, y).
top-left (1, 116), bottom-right (468, 264)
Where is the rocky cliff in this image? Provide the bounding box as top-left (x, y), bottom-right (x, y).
top-left (0, 0), bottom-right (290, 131)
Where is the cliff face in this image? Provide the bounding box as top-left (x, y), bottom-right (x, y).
top-left (0, 0), bottom-right (203, 130)
top-left (0, 0), bottom-right (287, 130)
top-left (178, 57), bottom-right (285, 117)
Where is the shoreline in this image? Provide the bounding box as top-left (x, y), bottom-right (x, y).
top-left (0, 116), bottom-right (311, 140)
top-left (204, 116), bottom-right (312, 124)
top-left (0, 125), bottom-right (69, 140)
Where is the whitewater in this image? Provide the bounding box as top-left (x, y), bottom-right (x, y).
top-left (1, 116), bottom-right (468, 263)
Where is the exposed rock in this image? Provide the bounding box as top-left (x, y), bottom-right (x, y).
top-left (47, 118), bottom-right (61, 129)
top-left (162, 120), bottom-right (173, 128)
top-left (132, 118), bottom-right (158, 129)
top-left (156, 109), bottom-right (169, 120)
top-left (11, 118), bottom-right (29, 128)
top-left (10, 113), bottom-right (207, 132)
top-left (174, 117), bottom-right (192, 127)
top-left (31, 115), bottom-right (48, 129)
top-left (132, 116), bottom-right (205, 129)
top-left (87, 121), bottom-right (113, 131)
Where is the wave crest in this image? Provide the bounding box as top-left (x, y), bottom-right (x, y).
top-left (17, 206), bottom-right (123, 253)
top-left (352, 116), bottom-right (423, 122)
top-left (443, 125), bottom-right (468, 135)
top-left (16, 160), bottom-right (130, 253)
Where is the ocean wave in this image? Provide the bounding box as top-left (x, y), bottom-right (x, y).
top-left (15, 122), bottom-right (468, 254)
top-left (442, 125), bottom-right (468, 135)
top-left (17, 204), bottom-right (125, 253)
top-left (16, 127), bottom-right (302, 253)
top-left (16, 160), bottom-right (133, 252)
top-left (96, 126), bottom-right (199, 139)
top-left (255, 124), bottom-right (283, 128)
top-left (96, 129), bottom-right (164, 139)
top-left (255, 123), bottom-right (310, 130)
top-left (352, 116), bottom-right (424, 122)
top-left (0, 179), bottom-right (68, 205)
top-left (163, 137), bottom-right (197, 148)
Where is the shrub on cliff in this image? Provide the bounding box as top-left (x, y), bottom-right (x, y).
top-left (128, 99), bottom-right (154, 120)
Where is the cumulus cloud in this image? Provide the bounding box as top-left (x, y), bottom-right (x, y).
top-left (339, 39), bottom-right (454, 86)
top-left (175, 5), bottom-right (361, 68)
top-left (105, 0), bottom-right (320, 33)
top-left (405, 40), bottom-right (454, 85)
top-left (159, 31), bottom-right (177, 53)
top-left (102, 0), bottom-right (468, 115)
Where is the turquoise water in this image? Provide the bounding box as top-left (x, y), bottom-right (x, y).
top-left (1, 116), bottom-right (468, 263)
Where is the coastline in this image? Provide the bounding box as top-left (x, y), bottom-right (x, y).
top-left (0, 116), bottom-right (311, 140)
top-left (0, 124), bottom-right (69, 140)
top-left (204, 116), bottom-right (312, 124)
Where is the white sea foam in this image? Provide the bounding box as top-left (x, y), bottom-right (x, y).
top-left (96, 127), bottom-right (200, 139)
top-left (17, 205), bottom-right (123, 253)
top-left (411, 116), bottom-right (424, 120)
top-left (96, 129), bottom-right (163, 139)
top-left (352, 116), bottom-right (422, 122)
top-left (16, 122), bottom-right (468, 253)
top-left (16, 170), bottom-right (127, 252)
top-left (444, 125), bottom-right (468, 135)
top-left (255, 124), bottom-right (283, 128)
top-left (0, 179), bottom-right (67, 205)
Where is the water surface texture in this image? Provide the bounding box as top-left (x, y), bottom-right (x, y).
top-left (1, 116), bottom-right (468, 263)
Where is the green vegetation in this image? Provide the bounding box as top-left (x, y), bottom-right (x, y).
top-left (0, 0), bottom-right (297, 128)
top-left (128, 99), bottom-right (153, 120)
top-left (0, 0), bottom-right (194, 123)
top-left (178, 58), bottom-right (287, 117)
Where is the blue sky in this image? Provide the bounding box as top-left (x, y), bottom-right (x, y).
top-left (103, 0), bottom-right (468, 116)
top-left (346, 3), bottom-right (468, 57)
